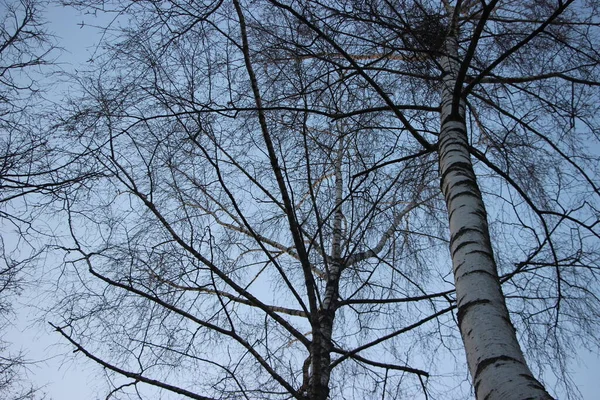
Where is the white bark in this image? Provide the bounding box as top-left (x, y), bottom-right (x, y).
top-left (439, 35), bottom-right (552, 400)
top-left (306, 135), bottom-right (344, 400)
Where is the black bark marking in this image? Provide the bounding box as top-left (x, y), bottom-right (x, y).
top-left (453, 240), bottom-right (479, 254)
top-left (447, 204), bottom-right (485, 223)
top-left (440, 147), bottom-right (467, 160)
top-left (450, 226), bottom-right (484, 248)
top-left (440, 161), bottom-right (473, 184)
top-left (474, 355), bottom-right (522, 382)
top-left (448, 202), bottom-right (467, 221)
top-left (444, 182), bottom-right (480, 202)
top-left (447, 190), bottom-right (481, 205)
top-left (520, 374), bottom-right (546, 391)
top-left (457, 299), bottom-right (491, 327)
top-left (438, 145), bottom-right (468, 162)
top-left (465, 249), bottom-right (494, 261)
top-left (470, 208), bottom-right (488, 219)
top-left (441, 111), bottom-right (464, 125)
top-left (449, 181), bottom-right (481, 202)
top-left (454, 260), bottom-right (466, 275)
top-left (438, 134), bottom-right (467, 151)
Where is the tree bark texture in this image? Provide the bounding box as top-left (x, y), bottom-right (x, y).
top-left (307, 136), bottom-right (344, 400)
top-left (438, 35), bottom-right (553, 400)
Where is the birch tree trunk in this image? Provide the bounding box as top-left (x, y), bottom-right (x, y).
top-left (307, 136), bottom-right (344, 400)
top-left (438, 34), bottom-right (553, 400)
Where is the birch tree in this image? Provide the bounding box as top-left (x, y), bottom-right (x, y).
top-left (52, 0), bottom-right (600, 399)
top-left (436, 4), bottom-right (551, 398)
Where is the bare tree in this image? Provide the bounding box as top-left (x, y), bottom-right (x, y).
top-left (52, 1), bottom-right (599, 399)
top-left (1, 0), bottom-right (54, 207)
top-left (0, 1), bottom-right (80, 399)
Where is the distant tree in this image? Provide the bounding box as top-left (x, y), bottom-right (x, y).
top-left (1, 0), bottom-right (53, 209)
top-left (53, 1), bottom-right (599, 399)
top-left (0, 1), bottom-right (71, 399)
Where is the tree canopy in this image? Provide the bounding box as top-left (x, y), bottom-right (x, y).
top-left (4, 0), bottom-right (600, 399)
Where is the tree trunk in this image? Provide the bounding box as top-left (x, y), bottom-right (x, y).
top-left (438, 35), bottom-right (553, 400)
top-left (308, 136), bottom-right (344, 400)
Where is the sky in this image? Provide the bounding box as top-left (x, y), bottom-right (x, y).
top-left (3, 4), bottom-right (114, 400)
top-left (3, 2), bottom-right (600, 400)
